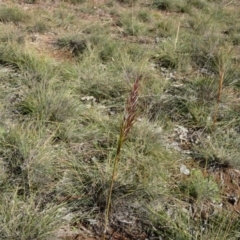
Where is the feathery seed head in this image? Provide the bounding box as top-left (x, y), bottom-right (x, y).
top-left (121, 76), bottom-right (141, 141)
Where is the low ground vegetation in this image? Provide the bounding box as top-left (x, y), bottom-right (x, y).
top-left (0, 0), bottom-right (240, 239)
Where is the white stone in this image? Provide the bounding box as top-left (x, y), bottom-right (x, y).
top-left (180, 164), bottom-right (190, 175)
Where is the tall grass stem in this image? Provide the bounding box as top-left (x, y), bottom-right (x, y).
top-left (213, 65), bottom-right (224, 130)
top-left (103, 76), bottom-right (141, 239)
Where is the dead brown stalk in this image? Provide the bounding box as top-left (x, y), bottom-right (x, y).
top-left (213, 61), bottom-right (225, 131)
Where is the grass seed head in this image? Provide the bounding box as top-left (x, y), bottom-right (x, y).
top-left (122, 76), bottom-right (141, 141)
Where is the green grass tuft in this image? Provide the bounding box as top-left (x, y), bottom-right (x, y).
top-left (0, 6), bottom-right (29, 23)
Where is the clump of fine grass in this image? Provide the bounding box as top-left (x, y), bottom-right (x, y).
top-left (0, 44), bottom-right (59, 79)
top-left (151, 0), bottom-right (188, 13)
top-left (93, 36), bottom-right (119, 62)
top-left (147, 77), bottom-right (216, 127)
top-left (0, 77), bottom-right (69, 237)
top-left (0, 46), bottom-right (78, 123)
top-left (0, 6), bottom-right (29, 23)
top-left (117, 11), bottom-right (150, 37)
top-left (178, 168), bottom-right (221, 202)
top-left (0, 123), bottom-right (66, 194)
top-left (56, 35), bottom-right (87, 57)
top-left (27, 21), bottom-right (50, 34)
top-left (52, 8), bottom-right (76, 28)
top-left (115, 0), bottom-right (138, 5)
top-left (149, 202), bottom-right (240, 240)
top-left (0, 25), bottom-right (25, 44)
top-left (191, 126), bottom-right (240, 168)
top-left (16, 83), bottom-right (77, 123)
top-left (23, 0), bottom-right (37, 4)
top-left (137, 10), bottom-right (152, 23)
top-left (61, 0), bottom-right (86, 4)
top-left (56, 34), bottom-right (119, 61)
top-left (0, 192), bottom-right (63, 240)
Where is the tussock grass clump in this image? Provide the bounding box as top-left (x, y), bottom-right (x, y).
top-left (0, 124), bottom-right (65, 194)
top-left (96, 37), bottom-right (120, 62)
top-left (177, 169), bottom-right (220, 202)
top-left (151, 0), bottom-right (188, 13)
top-left (0, 193), bottom-right (63, 240)
top-left (115, 0), bottom-right (138, 5)
top-left (56, 35), bottom-right (87, 56)
top-left (153, 20), bottom-right (177, 38)
top-left (27, 21), bottom-right (50, 34)
top-left (52, 8), bottom-right (76, 28)
top-left (117, 11), bottom-right (151, 37)
top-left (190, 0), bottom-right (208, 10)
top-left (68, 49), bottom-right (140, 108)
top-left (0, 25), bottom-right (25, 44)
top-left (151, 0), bottom-right (210, 13)
top-left (192, 128), bottom-right (240, 168)
top-left (0, 6), bottom-right (29, 23)
top-left (23, 0), bottom-right (37, 4)
top-left (63, 0), bottom-right (86, 4)
top-left (149, 203), bottom-right (240, 239)
top-left (146, 77), bottom-right (216, 127)
top-left (56, 34), bottom-right (119, 61)
top-left (137, 10), bottom-right (152, 23)
top-left (16, 82), bottom-right (77, 123)
top-left (0, 44), bottom-right (59, 79)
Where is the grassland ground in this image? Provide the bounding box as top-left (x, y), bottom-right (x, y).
top-left (1, 0), bottom-right (240, 239)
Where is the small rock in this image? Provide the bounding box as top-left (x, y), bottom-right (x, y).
top-left (180, 164), bottom-right (190, 175)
